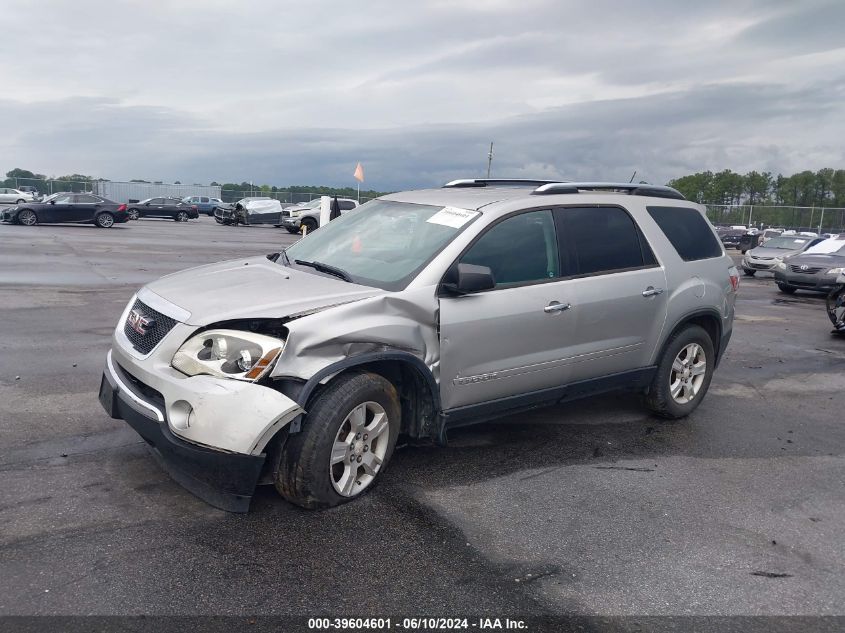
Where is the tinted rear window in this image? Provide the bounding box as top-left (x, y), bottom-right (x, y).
top-left (562, 206), bottom-right (654, 275)
top-left (647, 206), bottom-right (722, 261)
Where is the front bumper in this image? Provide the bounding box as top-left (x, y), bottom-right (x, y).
top-left (280, 215), bottom-right (302, 228)
top-left (774, 271), bottom-right (838, 292)
top-left (99, 351), bottom-right (266, 512)
top-left (743, 257), bottom-right (779, 271)
top-left (1, 207), bottom-right (15, 221)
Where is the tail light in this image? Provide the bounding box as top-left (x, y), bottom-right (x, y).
top-left (191, 205), bottom-right (198, 210)
top-left (728, 266), bottom-right (740, 292)
top-left (117, 204), bottom-right (127, 212)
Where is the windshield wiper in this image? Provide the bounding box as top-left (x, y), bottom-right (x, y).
top-left (294, 259), bottom-right (353, 282)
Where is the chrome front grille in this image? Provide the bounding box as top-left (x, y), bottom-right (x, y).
top-left (123, 299), bottom-right (177, 355)
top-left (788, 265), bottom-right (822, 274)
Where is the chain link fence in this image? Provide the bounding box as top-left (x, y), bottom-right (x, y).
top-left (704, 204), bottom-right (845, 234)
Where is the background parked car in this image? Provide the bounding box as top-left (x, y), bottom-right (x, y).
top-left (127, 197), bottom-right (198, 222)
top-left (17, 185), bottom-right (42, 201)
top-left (716, 227), bottom-right (746, 249)
top-left (280, 197), bottom-right (359, 234)
top-left (0, 192), bottom-right (128, 227)
top-left (214, 197), bottom-right (274, 225)
top-left (773, 237), bottom-right (845, 294)
top-left (181, 195), bottom-right (216, 216)
top-left (0, 188), bottom-right (36, 204)
top-left (742, 235), bottom-right (824, 275)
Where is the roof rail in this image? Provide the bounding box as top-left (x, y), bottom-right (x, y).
top-left (532, 182), bottom-right (686, 200)
top-left (443, 178), bottom-right (561, 188)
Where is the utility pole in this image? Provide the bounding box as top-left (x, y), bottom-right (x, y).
top-left (486, 142), bottom-right (494, 178)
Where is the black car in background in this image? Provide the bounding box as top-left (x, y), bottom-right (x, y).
top-left (716, 227), bottom-right (746, 249)
top-left (127, 197), bottom-right (198, 222)
top-left (0, 192), bottom-right (129, 228)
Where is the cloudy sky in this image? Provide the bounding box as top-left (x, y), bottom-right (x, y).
top-left (2, 0), bottom-right (844, 190)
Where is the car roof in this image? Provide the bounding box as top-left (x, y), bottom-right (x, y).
top-left (383, 183), bottom-right (696, 214)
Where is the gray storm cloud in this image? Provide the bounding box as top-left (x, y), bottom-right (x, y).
top-left (1, 0), bottom-right (843, 190)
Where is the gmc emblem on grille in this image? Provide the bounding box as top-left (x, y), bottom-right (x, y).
top-left (127, 309), bottom-right (155, 335)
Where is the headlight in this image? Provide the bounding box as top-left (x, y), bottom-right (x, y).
top-left (775, 261), bottom-right (787, 270)
top-left (290, 209), bottom-right (304, 218)
top-left (172, 329), bottom-right (283, 382)
top-left (827, 267), bottom-right (845, 275)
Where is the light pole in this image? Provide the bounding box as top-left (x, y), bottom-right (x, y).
top-left (486, 142), bottom-right (494, 178)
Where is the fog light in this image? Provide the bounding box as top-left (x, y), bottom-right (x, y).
top-left (169, 400), bottom-right (194, 430)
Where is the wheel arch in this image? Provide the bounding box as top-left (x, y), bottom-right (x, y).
top-left (658, 309), bottom-right (722, 367)
top-left (286, 351), bottom-right (442, 442)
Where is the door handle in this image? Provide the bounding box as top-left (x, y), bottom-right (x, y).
top-left (544, 301), bottom-right (571, 313)
top-left (642, 286), bottom-right (665, 297)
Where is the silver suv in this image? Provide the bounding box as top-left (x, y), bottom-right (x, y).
top-left (99, 179), bottom-right (738, 512)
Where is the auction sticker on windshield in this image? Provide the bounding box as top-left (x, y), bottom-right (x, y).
top-left (426, 206), bottom-right (479, 228)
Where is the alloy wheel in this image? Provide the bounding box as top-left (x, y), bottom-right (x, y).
top-left (329, 401), bottom-right (390, 497)
top-left (18, 209), bottom-right (37, 226)
top-left (669, 343), bottom-right (707, 404)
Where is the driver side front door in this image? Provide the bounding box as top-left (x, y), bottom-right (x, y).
top-left (439, 209), bottom-right (576, 412)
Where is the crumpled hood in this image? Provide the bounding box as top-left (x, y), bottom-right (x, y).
top-left (143, 256), bottom-right (384, 326)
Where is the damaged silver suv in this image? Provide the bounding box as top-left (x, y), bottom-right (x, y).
top-left (99, 179), bottom-right (738, 512)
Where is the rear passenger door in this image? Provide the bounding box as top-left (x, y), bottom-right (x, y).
top-left (556, 206), bottom-right (668, 382)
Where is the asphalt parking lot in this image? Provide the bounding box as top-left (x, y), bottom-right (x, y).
top-left (1, 216), bottom-right (844, 623)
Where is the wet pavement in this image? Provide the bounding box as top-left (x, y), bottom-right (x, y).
top-left (1, 219), bottom-right (843, 620)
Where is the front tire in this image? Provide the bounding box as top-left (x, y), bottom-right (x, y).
top-left (17, 209), bottom-right (37, 226)
top-left (16, 199), bottom-right (25, 204)
top-left (645, 325), bottom-right (715, 419)
top-left (276, 371), bottom-right (400, 509)
top-left (777, 283), bottom-right (796, 295)
top-left (175, 211), bottom-right (189, 222)
top-left (301, 217), bottom-right (318, 233)
top-left (743, 268), bottom-right (756, 276)
top-left (286, 227), bottom-right (299, 234)
top-left (94, 212), bottom-right (115, 228)
top-left (826, 286), bottom-right (845, 326)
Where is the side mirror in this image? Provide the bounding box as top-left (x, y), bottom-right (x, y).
top-left (49, 200), bottom-right (56, 204)
top-left (442, 263), bottom-right (496, 295)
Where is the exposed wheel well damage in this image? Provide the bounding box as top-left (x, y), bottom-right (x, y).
top-left (279, 356), bottom-right (442, 444)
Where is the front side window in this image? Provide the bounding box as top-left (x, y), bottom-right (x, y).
top-left (562, 206), bottom-right (654, 275)
top-left (461, 210), bottom-right (559, 287)
top-left (283, 200), bottom-right (480, 291)
top-left (53, 194), bottom-right (73, 204)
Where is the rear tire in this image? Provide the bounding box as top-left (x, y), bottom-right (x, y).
top-left (16, 199), bottom-right (25, 204)
top-left (743, 268), bottom-right (756, 276)
top-left (286, 227), bottom-right (299, 234)
top-left (127, 209), bottom-right (140, 220)
top-left (276, 371), bottom-right (400, 509)
top-left (777, 283), bottom-right (796, 295)
top-left (645, 325), bottom-right (715, 419)
top-left (94, 212), bottom-right (115, 228)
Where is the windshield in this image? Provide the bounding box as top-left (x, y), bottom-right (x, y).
top-left (805, 238), bottom-right (845, 255)
top-left (283, 200), bottom-right (480, 291)
top-left (762, 237), bottom-right (810, 250)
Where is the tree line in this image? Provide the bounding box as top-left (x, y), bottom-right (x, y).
top-left (2, 168), bottom-right (388, 200)
top-left (667, 169), bottom-right (845, 209)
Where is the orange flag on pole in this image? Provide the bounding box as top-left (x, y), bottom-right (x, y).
top-left (353, 162), bottom-right (365, 183)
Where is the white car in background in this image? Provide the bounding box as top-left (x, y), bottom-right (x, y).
top-left (0, 188), bottom-right (36, 204)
